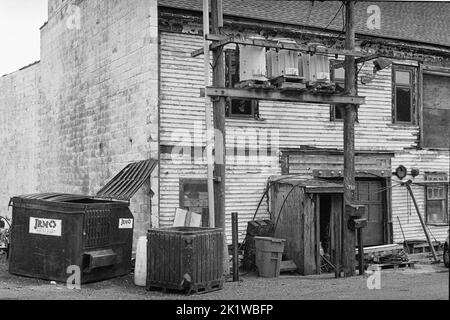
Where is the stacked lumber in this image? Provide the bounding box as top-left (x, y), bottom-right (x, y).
top-left (356, 244), bottom-right (410, 269)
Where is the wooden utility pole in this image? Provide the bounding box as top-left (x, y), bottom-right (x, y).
top-left (210, 0), bottom-right (230, 275)
top-left (202, 0), bottom-right (215, 229)
top-left (342, 0), bottom-right (357, 277)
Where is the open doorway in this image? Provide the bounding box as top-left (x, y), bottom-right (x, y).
top-left (319, 194), bottom-right (332, 258)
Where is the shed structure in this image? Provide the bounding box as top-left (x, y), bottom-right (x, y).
top-left (269, 176), bottom-right (344, 275)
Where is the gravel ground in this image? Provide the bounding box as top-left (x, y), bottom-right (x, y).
top-left (0, 253), bottom-right (448, 300)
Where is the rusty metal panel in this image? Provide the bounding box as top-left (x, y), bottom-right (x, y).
top-left (95, 159), bottom-right (157, 201)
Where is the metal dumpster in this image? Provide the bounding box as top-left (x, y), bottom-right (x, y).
top-left (147, 227), bottom-right (224, 294)
top-left (8, 159), bottom-right (157, 284)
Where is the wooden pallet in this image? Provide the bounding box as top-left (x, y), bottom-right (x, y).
top-left (147, 279), bottom-right (224, 296)
top-left (270, 75), bottom-right (306, 90)
top-left (234, 79), bottom-right (272, 89)
top-left (280, 260), bottom-right (298, 273)
top-left (405, 241), bottom-right (442, 254)
top-left (368, 261), bottom-right (415, 271)
top-left (307, 81), bottom-right (336, 93)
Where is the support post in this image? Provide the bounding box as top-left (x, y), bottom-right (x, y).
top-left (232, 212), bottom-right (240, 282)
top-left (357, 228), bottom-right (364, 275)
top-left (404, 181), bottom-right (439, 263)
top-left (342, 0), bottom-right (357, 277)
top-left (211, 0), bottom-right (230, 275)
top-left (202, 0), bottom-right (215, 228)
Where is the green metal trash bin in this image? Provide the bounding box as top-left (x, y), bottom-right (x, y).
top-left (255, 236), bottom-right (286, 278)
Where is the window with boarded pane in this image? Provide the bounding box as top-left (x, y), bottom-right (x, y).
top-left (392, 65), bottom-right (416, 124)
top-left (179, 179), bottom-right (209, 227)
top-left (225, 49), bottom-right (259, 119)
top-left (425, 173), bottom-right (448, 225)
top-left (422, 73), bottom-right (450, 149)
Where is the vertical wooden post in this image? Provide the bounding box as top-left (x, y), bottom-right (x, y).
top-left (211, 0), bottom-right (230, 275)
top-left (232, 212), bottom-right (240, 282)
top-left (202, 0), bottom-right (215, 228)
top-left (357, 228), bottom-right (364, 275)
top-left (342, 0), bottom-right (357, 277)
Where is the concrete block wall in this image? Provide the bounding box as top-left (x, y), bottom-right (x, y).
top-left (0, 0), bottom-right (159, 246)
top-left (0, 63), bottom-right (41, 218)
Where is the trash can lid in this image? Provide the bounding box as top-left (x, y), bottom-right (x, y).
top-left (95, 159), bottom-right (158, 201)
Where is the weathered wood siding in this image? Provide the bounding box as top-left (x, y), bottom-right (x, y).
top-left (159, 31), bottom-right (449, 243)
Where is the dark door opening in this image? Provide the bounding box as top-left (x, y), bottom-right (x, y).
top-left (319, 194), bottom-right (332, 258)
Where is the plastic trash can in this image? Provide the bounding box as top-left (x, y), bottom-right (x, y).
top-left (255, 236), bottom-right (286, 278)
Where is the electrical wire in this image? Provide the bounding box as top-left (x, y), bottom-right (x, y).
top-left (373, 181), bottom-right (403, 194)
top-left (324, 2), bottom-right (344, 31)
top-left (239, 174), bottom-right (309, 251)
top-left (299, 1), bottom-right (313, 43)
top-left (274, 181), bottom-right (307, 231)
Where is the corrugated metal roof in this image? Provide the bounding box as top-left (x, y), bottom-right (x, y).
top-left (269, 175), bottom-right (344, 193)
top-left (159, 0), bottom-right (450, 48)
top-left (95, 159), bottom-right (158, 201)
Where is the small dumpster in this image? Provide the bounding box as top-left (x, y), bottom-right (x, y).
top-left (147, 227), bottom-right (224, 295)
top-left (8, 159), bottom-right (157, 284)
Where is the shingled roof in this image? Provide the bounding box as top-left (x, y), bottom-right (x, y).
top-left (158, 0), bottom-right (450, 48)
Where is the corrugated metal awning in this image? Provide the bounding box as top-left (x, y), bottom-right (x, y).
top-left (95, 159), bottom-right (158, 201)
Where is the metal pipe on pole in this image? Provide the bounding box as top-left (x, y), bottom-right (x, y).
top-left (203, 0), bottom-right (215, 229)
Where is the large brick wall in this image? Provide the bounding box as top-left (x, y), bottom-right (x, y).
top-left (0, 0), bottom-right (159, 246)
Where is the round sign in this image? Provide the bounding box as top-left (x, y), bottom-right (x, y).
top-left (395, 165), bottom-right (408, 180)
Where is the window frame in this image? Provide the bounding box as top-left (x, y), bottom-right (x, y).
top-left (392, 65), bottom-right (417, 125)
top-left (424, 173), bottom-right (449, 226)
top-left (420, 66), bottom-right (450, 150)
top-left (225, 48), bottom-right (260, 119)
top-left (179, 178), bottom-right (209, 227)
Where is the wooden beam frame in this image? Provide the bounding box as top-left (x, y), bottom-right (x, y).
top-left (204, 87), bottom-right (366, 105)
top-left (192, 35), bottom-right (370, 58)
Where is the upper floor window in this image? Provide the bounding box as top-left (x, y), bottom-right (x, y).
top-left (422, 71), bottom-right (450, 149)
top-left (392, 65), bottom-right (416, 124)
top-left (225, 49), bottom-right (259, 119)
top-left (425, 173), bottom-right (448, 225)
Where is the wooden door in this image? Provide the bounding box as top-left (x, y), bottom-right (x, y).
top-left (356, 180), bottom-right (385, 246)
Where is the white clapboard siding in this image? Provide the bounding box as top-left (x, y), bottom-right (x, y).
top-left (159, 31), bottom-right (449, 243)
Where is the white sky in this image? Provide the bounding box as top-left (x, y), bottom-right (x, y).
top-left (0, 0), bottom-right (48, 76)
